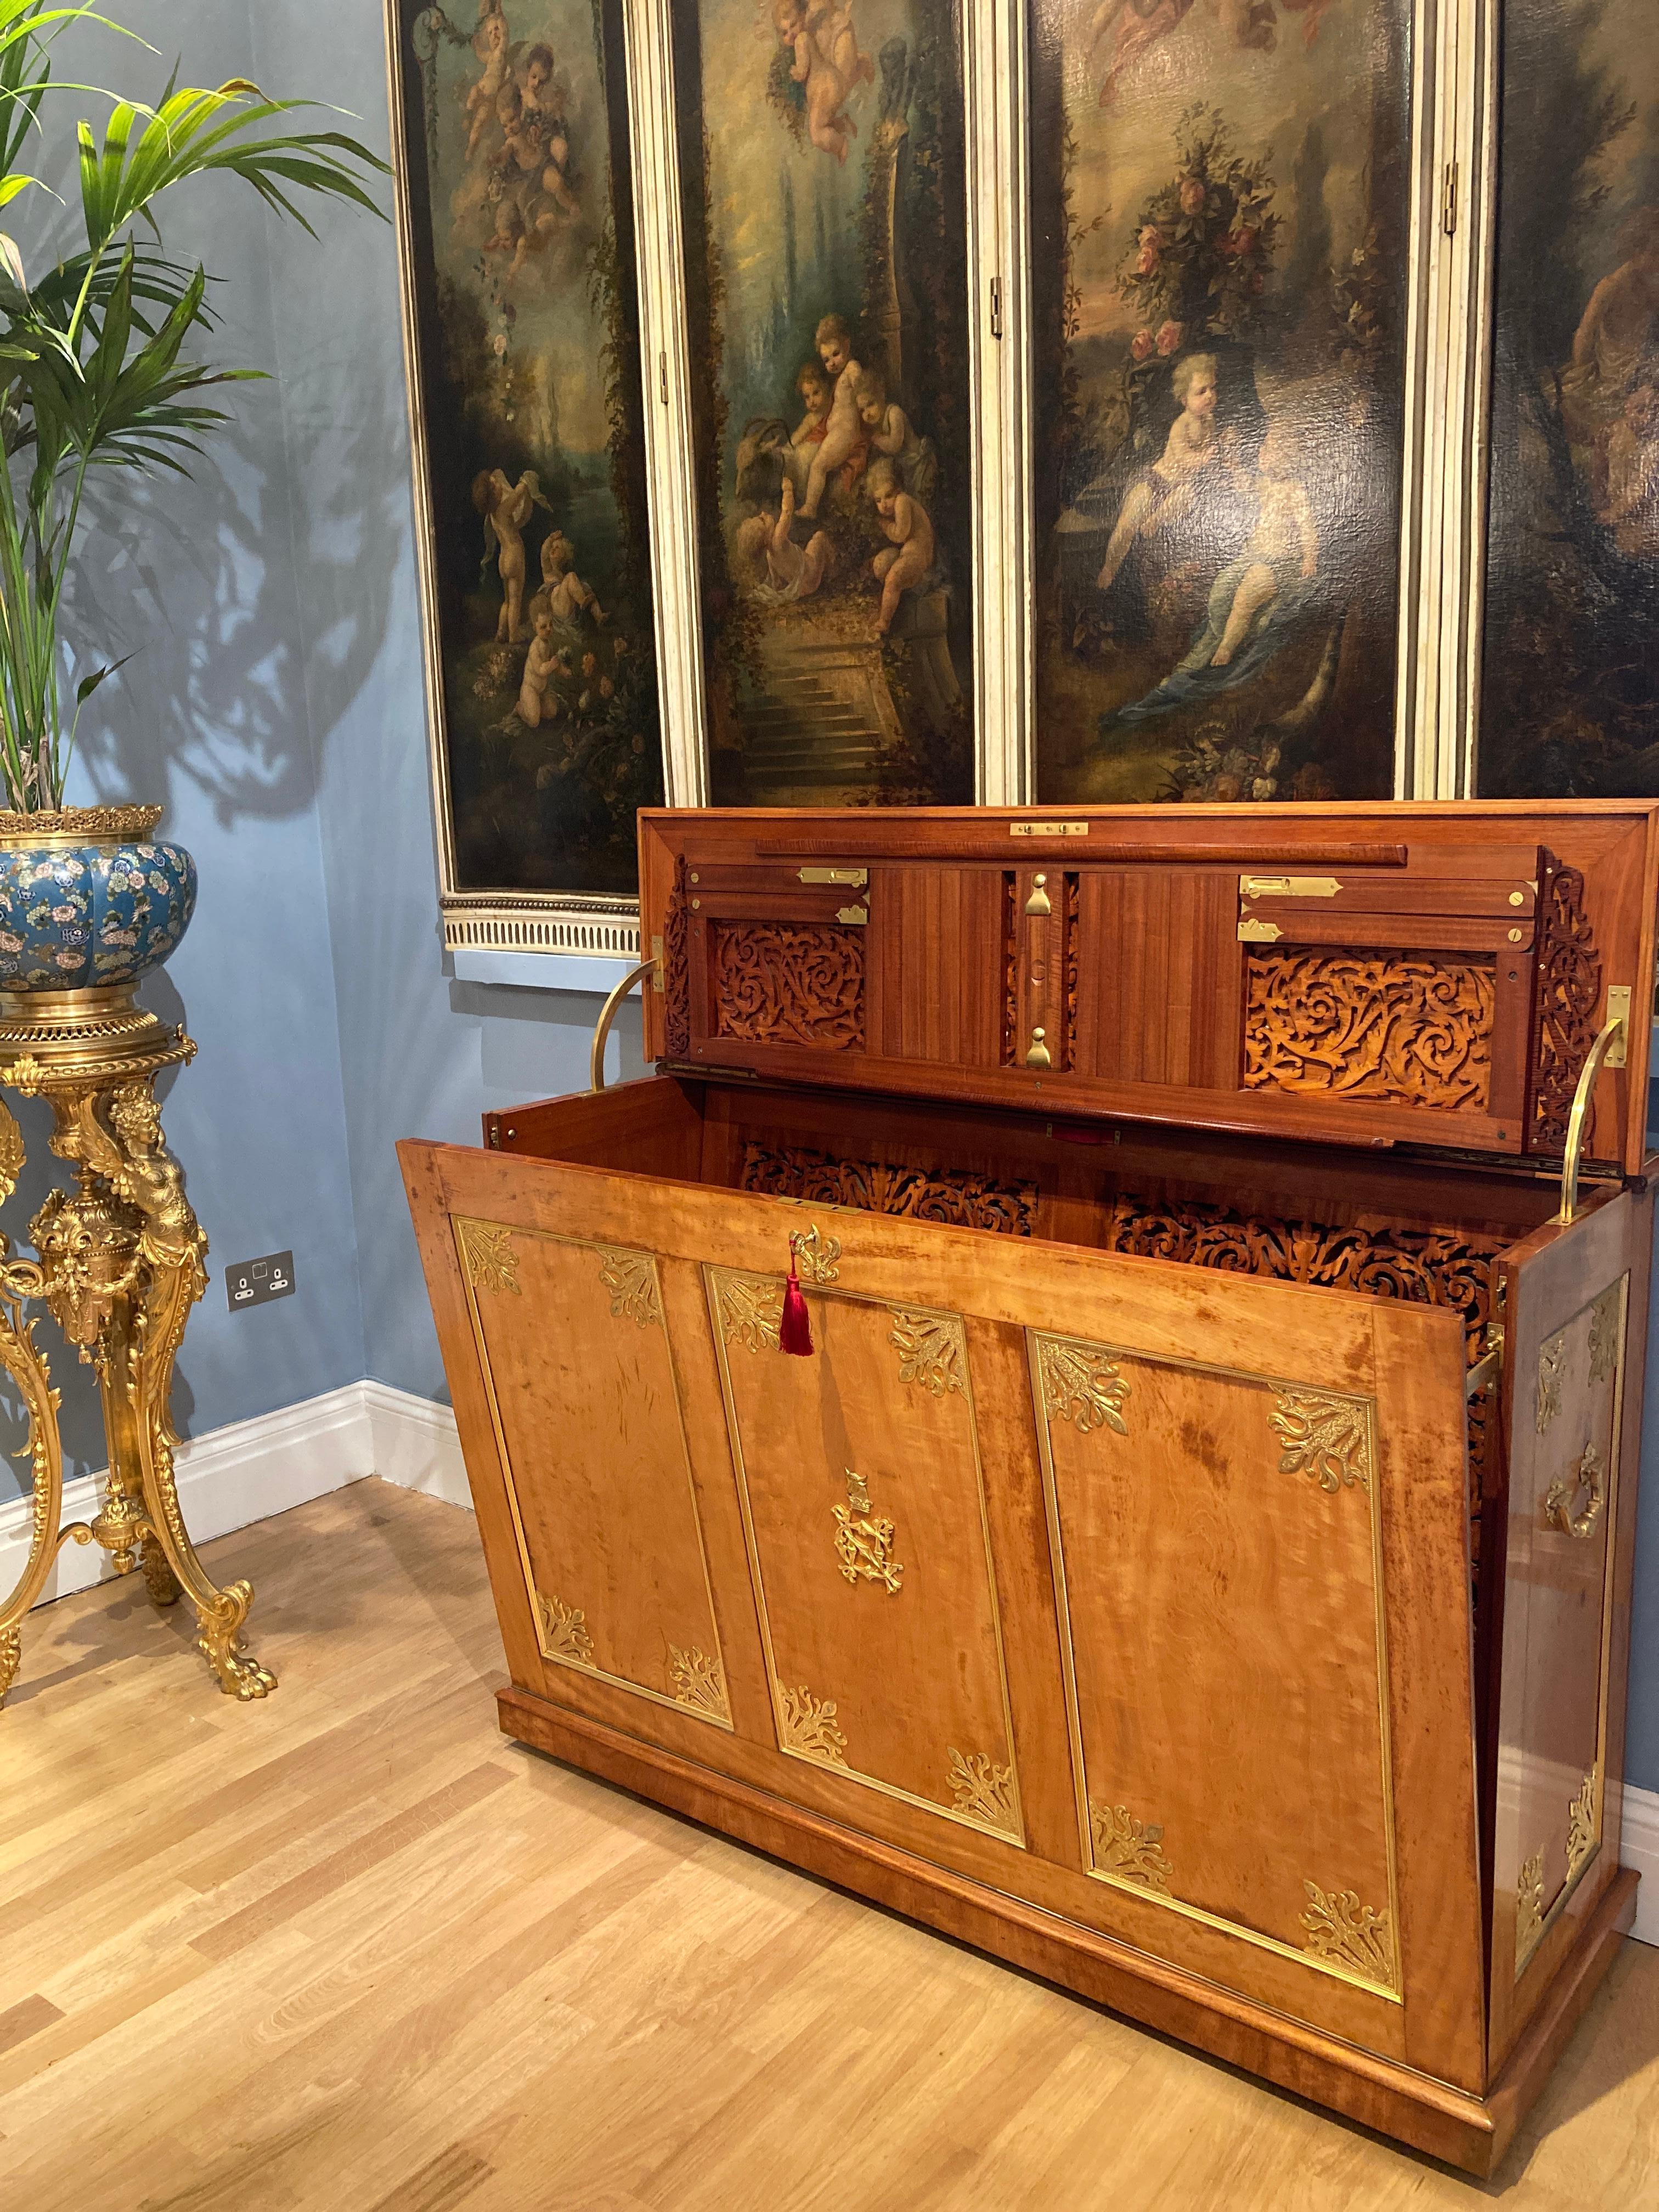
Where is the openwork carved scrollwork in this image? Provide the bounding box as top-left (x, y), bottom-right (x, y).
top-left (712, 923), bottom-right (865, 1048)
top-left (1300, 1880), bottom-right (1397, 1991)
top-left (1091, 1801), bottom-right (1173, 1892)
top-left (741, 1142), bottom-right (1037, 1235)
top-left (1243, 948), bottom-right (1496, 1110)
top-left (1530, 855), bottom-right (1600, 1151)
top-left (1000, 871), bottom-right (1019, 1068)
top-left (1103, 1198), bottom-right (1503, 1352)
top-left (1064, 870), bottom-right (1081, 1070)
top-left (662, 855), bottom-right (691, 1059)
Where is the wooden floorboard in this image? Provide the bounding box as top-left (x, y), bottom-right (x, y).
top-left (2, 1477), bottom-right (1656, 2210)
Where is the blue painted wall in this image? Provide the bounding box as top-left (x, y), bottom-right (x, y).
top-left (12, 1), bottom-right (1658, 1793)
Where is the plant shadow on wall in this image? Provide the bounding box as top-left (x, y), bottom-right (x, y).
top-left (62, 392), bottom-right (405, 828)
top-left (1479, 0), bottom-right (1659, 798)
top-left (0, 4), bottom-right (386, 1509)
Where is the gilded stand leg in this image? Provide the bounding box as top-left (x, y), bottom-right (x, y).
top-left (36, 1075), bottom-right (275, 1701)
top-left (0, 1106), bottom-right (66, 1708)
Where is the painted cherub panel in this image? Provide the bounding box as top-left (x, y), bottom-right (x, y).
top-left (673, 0), bottom-right (975, 806)
top-left (1028, 1), bottom-right (1411, 805)
top-left (396, 1), bottom-right (662, 899)
top-left (1476, 0), bottom-right (1659, 798)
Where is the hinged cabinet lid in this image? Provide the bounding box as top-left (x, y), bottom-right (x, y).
top-left (639, 804), bottom-right (1659, 1175)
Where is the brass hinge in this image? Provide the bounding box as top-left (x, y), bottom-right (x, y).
top-left (1239, 874), bottom-right (1342, 899)
top-left (658, 349), bottom-right (669, 405)
top-left (799, 866), bottom-right (868, 888)
top-left (650, 934), bottom-right (664, 992)
top-left (1010, 820), bottom-right (1087, 838)
top-left (990, 275), bottom-right (1003, 341)
top-left (1441, 160), bottom-right (1459, 236)
top-left (1465, 1323), bottom-right (1504, 1400)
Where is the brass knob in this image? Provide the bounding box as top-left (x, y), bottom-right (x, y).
top-left (1025, 1026), bottom-right (1052, 1070)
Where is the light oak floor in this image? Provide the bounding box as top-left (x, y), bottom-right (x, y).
top-left (3, 1480), bottom-right (1657, 2211)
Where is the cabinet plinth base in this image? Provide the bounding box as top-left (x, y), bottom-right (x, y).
top-left (497, 1683), bottom-right (1637, 2181)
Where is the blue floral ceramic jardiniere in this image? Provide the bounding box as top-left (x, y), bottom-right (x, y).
top-left (0, 807), bottom-right (196, 994)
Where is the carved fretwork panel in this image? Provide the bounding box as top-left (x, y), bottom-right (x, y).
top-left (741, 1142), bottom-right (1037, 1236)
top-left (1000, 872), bottom-right (1018, 1068)
top-left (1104, 1198), bottom-right (1503, 1353)
top-left (1243, 949), bottom-right (1496, 1111)
top-left (712, 924), bottom-right (865, 1049)
top-left (663, 855), bottom-right (691, 1059)
top-left (1063, 871), bottom-right (1081, 1071)
top-left (1528, 853), bottom-right (1600, 1152)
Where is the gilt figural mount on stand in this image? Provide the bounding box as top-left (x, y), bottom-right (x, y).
top-left (0, 978), bottom-right (273, 1708)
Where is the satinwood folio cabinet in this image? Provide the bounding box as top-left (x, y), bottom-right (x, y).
top-left (402, 802), bottom-right (1659, 2174)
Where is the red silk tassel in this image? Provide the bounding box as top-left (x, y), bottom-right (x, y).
top-left (780, 1235), bottom-right (814, 1357)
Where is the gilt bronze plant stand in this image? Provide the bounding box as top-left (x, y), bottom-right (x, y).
top-left (0, 985), bottom-right (274, 1707)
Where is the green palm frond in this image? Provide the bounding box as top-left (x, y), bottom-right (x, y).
top-left (0, 3), bottom-right (386, 809)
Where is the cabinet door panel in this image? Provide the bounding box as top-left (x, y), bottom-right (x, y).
top-left (1035, 1334), bottom-right (1397, 2003)
top-left (1492, 1190), bottom-right (1640, 2065)
top-left (708, 1267), bottom-right (1023, 1845)
top-left (453, 1217), bottom-right (733, 1730)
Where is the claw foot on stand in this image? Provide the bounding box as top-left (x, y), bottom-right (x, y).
top-left (195, 1580), bottom-right (276, 1700)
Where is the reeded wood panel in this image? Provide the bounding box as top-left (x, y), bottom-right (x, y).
top-left (706, 1266), bottom-right (1023, 1846)
top-left (872, 865), bottom-right (1004, 1068)
top-left (1072, 869), bottom-right (1239, 1088)
top-left (1034, 1332), bottom-right (1399, 2005)
top-left (453, 1218), bottom-right (732, 1729)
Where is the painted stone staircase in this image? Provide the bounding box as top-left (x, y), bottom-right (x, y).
top-left (740, 662), bottom-right (888, 795)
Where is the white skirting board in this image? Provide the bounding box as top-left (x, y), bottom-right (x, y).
top-left (1624, 1785), bottom-right (1659, 1948)
top-left (2, 1376), bottom-right (1656, 1947)
top-left (0, 1379), bottom-right (469, 1611)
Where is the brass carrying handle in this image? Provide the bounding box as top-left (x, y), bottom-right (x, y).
top-left (1556, 1015), bottom-right (1626, 1226)
top-left (588, 958), bottom-right (658, 1093)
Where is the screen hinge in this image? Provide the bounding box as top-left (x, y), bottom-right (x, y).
top-left (1465, 1323), bottom-right (1503, 1400)
top-left (659, 1059), bottom-right (760, 1082)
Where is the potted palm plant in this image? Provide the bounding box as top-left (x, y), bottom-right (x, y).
top-left (0, 3), bottom-right (382, 1013)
